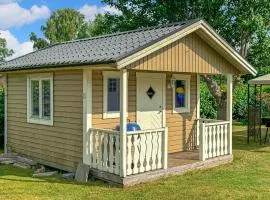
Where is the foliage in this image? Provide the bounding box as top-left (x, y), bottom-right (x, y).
top-left (99, 0), bottom-right (270, 119)
top-left (0, 38), bottom-right (13, 61)
top-left (262, 87), bottom-right (270, 117)
top-left (200, 82), bottom-right (217, 119)
top-left (30, 9), bottom-right (88, 49)
top-left (233, 82), bottom-right (248, 121)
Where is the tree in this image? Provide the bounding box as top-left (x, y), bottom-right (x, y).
top-left (30, 8), bottom-right (88, 49)
top-left (0, 38), bottom-right (13, 62)
top-left (101, 0), bottom-right (270, 119)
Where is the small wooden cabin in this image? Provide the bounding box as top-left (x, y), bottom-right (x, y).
top-left (0, 19), bottom-right (256, 186)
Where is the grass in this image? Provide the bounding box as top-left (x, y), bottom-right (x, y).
top-left (0, 125), bottom-right (270, 200)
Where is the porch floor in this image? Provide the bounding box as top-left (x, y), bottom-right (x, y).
top-left (168, 150), bottom-right (199, 168)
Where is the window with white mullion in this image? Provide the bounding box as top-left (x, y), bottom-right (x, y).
top-left (27, 74), bottom-right (53, 126)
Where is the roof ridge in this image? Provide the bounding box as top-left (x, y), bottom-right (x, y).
top-left (52, 18), bottom-right (201, 46)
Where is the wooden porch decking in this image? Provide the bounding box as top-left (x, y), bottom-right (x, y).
top-left (168, 150), bottom-right (199, 168)
top-left (90, 150), bottom-right (233, 187)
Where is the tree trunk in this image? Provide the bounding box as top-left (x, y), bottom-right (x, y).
top-left (217, 99), bottom-right (227, 120)
top-left (202, 75), bottom-right (228, 120)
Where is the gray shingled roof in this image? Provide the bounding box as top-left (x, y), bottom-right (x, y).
top-left (0, 19), bottom-right (200, 72)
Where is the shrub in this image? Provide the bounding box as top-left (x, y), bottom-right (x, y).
top-left (200, 82), bottom-right (217, 119)
top-left (233, 83), bottom-right (248, 121)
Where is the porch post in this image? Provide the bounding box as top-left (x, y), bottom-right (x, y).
top-left (227, 74), bottom-right (233, 155)
top-left (196, 74), bottom-right (200, 146)
top-left (120, 69), bottom-right (127, 177)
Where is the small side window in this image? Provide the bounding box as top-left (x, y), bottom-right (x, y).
top-left (103, 71), bottom-right (121, 119)
top-left (173, 75), bottom-right (190, 113)
top-left (107, 78), bottom-right (120, 112)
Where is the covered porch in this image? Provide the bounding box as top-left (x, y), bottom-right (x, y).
top-left (82, 68), bottom-right (233, 186)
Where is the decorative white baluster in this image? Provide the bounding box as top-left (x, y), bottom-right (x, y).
top-left (126, 135), bottom-right (133, 175)
top-left (151, 131), bottom-right (158, 170)
top-left (133, 134), bottom-right (139, 174)
top-left (213, 125), bottom-right (216, 157)
top-left (92, 130), bottom-right (97, 168)
top-left (139, 133), bottom-right (146, 173)
top-left (98, 131), bottom-right (103, 170)
top-left (220, 125), bottom-right (224, 155)
top-left (157, 131), bottom-right (162, 169)
top-left (216, 125), bottom-right (220, 156)
top-left (224, 124), bottom-right (228, 155)
top-left (108, 134), bottom-right (114, 173)
top-left (103, 133), bottom-right (108, 171)
top-left (114, 134), bottom-right (120, 175)
top-left (145, 132), bottom-right (152, 171)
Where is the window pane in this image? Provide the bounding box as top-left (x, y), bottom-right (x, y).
top-left (107, 78), bottom-right (120, 111)
top-left (42, 80), bottom-right (51, 118)
top-left (31, 80), bottom-right (39, 117)
top-left (175, 80), bottom-right (186, 108)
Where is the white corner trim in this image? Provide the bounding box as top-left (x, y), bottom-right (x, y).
top-left (103, 71), bottom-right (121, 119)
top-left (27, 73), bottom-right (54, 126)
top-left (116, 20), bottom-right (257, 76)
top-left (4, 75), bottom-right (7, 154)
top-left (172, 74), bottom-right (191, 114)
top-left (83, 69), bottom-right (92, 165)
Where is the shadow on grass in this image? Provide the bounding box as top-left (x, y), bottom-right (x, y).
top-left (0, 164), bottom-right (113, 188)
top-left (233, 128), bottom-right (270, 151)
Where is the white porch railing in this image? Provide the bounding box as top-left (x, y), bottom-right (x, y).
top-left (126, 128), bottom-right (167, 176)
top-left (88, 128), bottom-right (121, 175)
top-left (87, 127), bottom-right (168, 177)
top-left (199, 119), bottom-right (231, 161)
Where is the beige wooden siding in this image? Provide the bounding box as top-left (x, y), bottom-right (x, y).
top-left (92, 70), bottom-right (136, 129)
top-left (166, 73), bottom-right (197, 153)
top-left (128, 33), bottom-right (239, 74)
top-left (7, 70), bottom-right (83, 172)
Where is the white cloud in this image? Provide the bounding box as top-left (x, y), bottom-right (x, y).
top-left (0, 30), bottom-right (33, 60)
top-left (0, 2), bottom-right (50, 29)
top-left (79, 4), bottom-right (121, 21)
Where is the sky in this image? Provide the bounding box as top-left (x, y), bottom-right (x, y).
top-left (0, 0), bottom-right (120, 59)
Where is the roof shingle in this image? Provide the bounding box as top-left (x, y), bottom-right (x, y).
top-left (0, 19), bottom-right (200, 72)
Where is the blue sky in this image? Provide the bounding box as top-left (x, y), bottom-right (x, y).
top-left (0, 0), bottom-right (117, 59)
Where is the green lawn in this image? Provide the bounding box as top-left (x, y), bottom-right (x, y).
top-left (1, 125), bottom-right (270, 200)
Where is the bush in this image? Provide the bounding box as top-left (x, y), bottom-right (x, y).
top-left (200, 82), bottom-right (217, 119)
top-left (233, 83), bottom-right (248, 121)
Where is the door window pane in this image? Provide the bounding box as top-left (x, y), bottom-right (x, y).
top-left (175, 80), bottom-right (186, 108)
top-left (42, 80), bottom-right (51, 118)
top-left (107, 78), bottom-right (120, 111)
top-left (31, 80), bottom-right (39, 117)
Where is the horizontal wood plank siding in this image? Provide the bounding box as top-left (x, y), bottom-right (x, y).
top-left (92, 70), bottom-right (136, 129)
top-left (166, 74), bottom-right (197, 153)
top-left (7, 70), bottom-right (83, 172)
top-left (128, 33), bottom-right (239, 74)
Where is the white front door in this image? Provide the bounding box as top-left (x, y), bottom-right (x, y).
top-left (137, 73), bottom-right (165, 130)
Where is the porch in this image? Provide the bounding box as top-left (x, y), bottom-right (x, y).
top-left (82, 69), bottom-right (233, 186)
top-left (85, 118), bottom-right (232, 186)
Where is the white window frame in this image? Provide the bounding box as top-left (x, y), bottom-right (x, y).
top-left (103, 71), bottom-right (121, 119)
top-left (27, 73), bottom-right (54, 126)
top-left (172, 74), bottom-right (191, 113)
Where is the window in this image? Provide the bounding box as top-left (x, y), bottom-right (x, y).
top-left (103, 71), bottom-right (121, 118)
top-left (172, 74), bottom-right (190, 113)
top-left (27, 74), bottom-right (53, 125)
